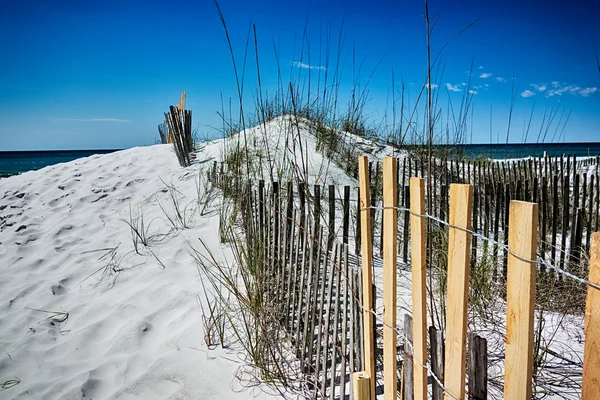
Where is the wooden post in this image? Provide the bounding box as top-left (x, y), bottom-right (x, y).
top-left (353, 372), bottom-right (371, 400)
top-left (358, 156), bottom-right (376, 399)
top-left (583, 233), bottom-right (600, 397)
top-left (403, 315), bottom-right (414, 400)
top-left (410, 177), bottom-right (427, 400)
top-left (429, 326), bottom-right (445, 400)
top-left (468, 333), bottom-right (488, 399)
top-left (444, 183), bottom-right (473, 400)
top-left (383, 157), bottom-right (398, 400)
top-left (504, 200), bottom-right (538, 400)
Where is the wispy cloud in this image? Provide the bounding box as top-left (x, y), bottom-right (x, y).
top-left (292, 61), bottom-right (327, 71)
top-left (51, 118), bottom-right (131, 123)
top-left (479, 72), bottom-right (492, 79)
top-left (496, 77), bottom-right (507, 82)
top-left (521, 90), bottom-right (536, 98)
top-left (538, 81), bottom-right (599, 97)
top-left (579, 87), bottom-right (598, 96)
top-left (530, 83), bottom-right (547, 92)
top-left (468, 89), bottom-right (478, 95)
top-left (478, 65), bottom-right (484, 70)
top-left (445, 83), bottom-right (462, 92)
top-left (425, 83), bottom-right (439, 89)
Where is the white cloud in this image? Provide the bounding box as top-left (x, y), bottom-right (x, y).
top-left (425, 83), bottom-right (439, 89)
top-left (461, 82), bottom-right (467, 86)
top-left (468, 89), bottom-right (478, 95)
top-left (496, 77), bottom-right (507, 82)
top-left (545, 82), bottom-right (598, 97)
top-left (292, 61), bottom-right (327, 71)
top-left (478, 65), bottom-right (484, 69)
top-left (445, 83), bottom-right (462, 92)
top-left (52, 118), bottom-right (131, 123)
top-left (479, 72), bottom-right (492, 78)
top-left (531, 83), bottom-right (547, 92)
top-left (521, 90), bottom-right (536, 98)
top-left (580, 87), bottom-right (598, 96)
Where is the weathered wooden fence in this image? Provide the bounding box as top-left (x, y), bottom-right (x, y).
top-left (164, 105), bottom-right (193, 167)
top-left (360, 154), bottom-right (600, 285)
top-left (228, 152), bottom-right (600, 399)
top-left (353, 156), bottom-right (600, 400)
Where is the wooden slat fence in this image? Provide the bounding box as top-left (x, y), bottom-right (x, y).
top-left (227, 152), bottom-right (600, 399)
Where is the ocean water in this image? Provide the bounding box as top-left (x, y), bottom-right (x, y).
top-left (436, 142), bottom-right (600, 160)
top-left (0, 150), bottom-right (120, 177)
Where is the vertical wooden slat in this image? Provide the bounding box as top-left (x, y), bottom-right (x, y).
top-left (329, 185), bottom-right (336, 248)
top-left (429, 326), bottom-right (445, 400)
top-left (444, 183), bottom-right (473, 400)
top-left (353, 372), bottom-right (371, 400)
top-left (329, 244), bottom-right (342, 400)
top-left (340, 244), bottom-right (350, 400)
top-left (468, 333), bottom-right (488, 399)
top-left (343, 186), bottom-right (351, 244)
top-left (403, 315), bottom-right (414, 400)
top-left (583, 233), bottom-right (600, 397)
top-left (504, 200), bottom-right (538, 400)
top-left (358, 156), bottom-right (376, 399)
top-left (382, 157), bottom-right (398, 400)
top-left (410, 177), bottom-right (427, 400)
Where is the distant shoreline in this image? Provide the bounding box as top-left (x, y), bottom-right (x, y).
top-left (0, 149), bottom-right (122, 176)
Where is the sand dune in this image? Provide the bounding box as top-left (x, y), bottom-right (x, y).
top-left (0, 145), bottom-right (281, 399)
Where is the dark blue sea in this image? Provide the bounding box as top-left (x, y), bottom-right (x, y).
top-left (0, 150), bottom-right (120, 177)
top-left (434, 142), bottom-right (600, 160)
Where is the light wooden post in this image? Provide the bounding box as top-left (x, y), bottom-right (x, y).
top-left (383, 157), bottom-right (398, 399)
top-left (353, 372), bottom-right (371, 400)
top-left (410, 177), bottom-right (427, 400)
top-left (358, 156), bottom-right (376, 399)
top-left (583, 232), bottom-right (600, 397)
top-left (504, 200), bottom-right (538, 399)
top-left (444, 184), bottom-right (473, 400)
top-left (178, 90), bottom-right (187, 110)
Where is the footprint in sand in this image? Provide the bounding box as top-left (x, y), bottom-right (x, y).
top-left (51, 280), bottom-right (69, 296)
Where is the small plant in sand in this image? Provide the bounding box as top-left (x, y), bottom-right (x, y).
top-left (25, 307), bottom-right (71, 335)
top-left (121, 205), bottom-right (166, 255)
top-left (1, 377), bottom-right (20, 390)
top-left (195, 168), bottom-right (217, 216)
top-left (158, 178), bottom-right (196, 230)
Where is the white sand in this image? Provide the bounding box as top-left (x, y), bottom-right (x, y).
top-left (0, 144), bottom-right (285, 399)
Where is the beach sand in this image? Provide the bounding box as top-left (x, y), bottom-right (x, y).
top-left (0, 144), bottom-right (282, 399)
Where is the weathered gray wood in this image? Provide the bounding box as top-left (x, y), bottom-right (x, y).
top-left (468, 333), bottom-right (488, 400)
top-left (429, 326), bottom-right (445, 400)
top-left (403, 314), bottom-right (414, 400)
top-left (343, 186), bottom-right (350, 245)
top-left (329, 185), bottom-right (336, 248)
top-left (304, 227), bottom-right (324, 374)
top-left (340, 244), bottom-right (350, 400)
top-left (560, 175), bottom-right (569, 273)
top-left (296, 224), bottom-right (310, 365)
top-left (329, 243), bottom-right (342, 400)
top-left (314, 234), bottom-right (333, 395)
top-left (321, 242), bottom-right (338, 398)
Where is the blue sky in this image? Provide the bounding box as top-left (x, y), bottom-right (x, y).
top-left (0, 0), bottom-right (598, 150)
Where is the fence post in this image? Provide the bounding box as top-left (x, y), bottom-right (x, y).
top-left (383, 157), bottom-right (398, 399)
top-left (410, 177), bottom-right (427, 400)
top-left (583, 232), bottom-right (600, 397)
top-left (444, 183), bottom-right (473, 400)
top-left (504, 200), bottom-right (538, 400)
top-left (353, 372), bottom-right (371, 400)
top-left (358, 156), bottom-right (376, 399)
top-left (467, 333), bottom-right (488, 399)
